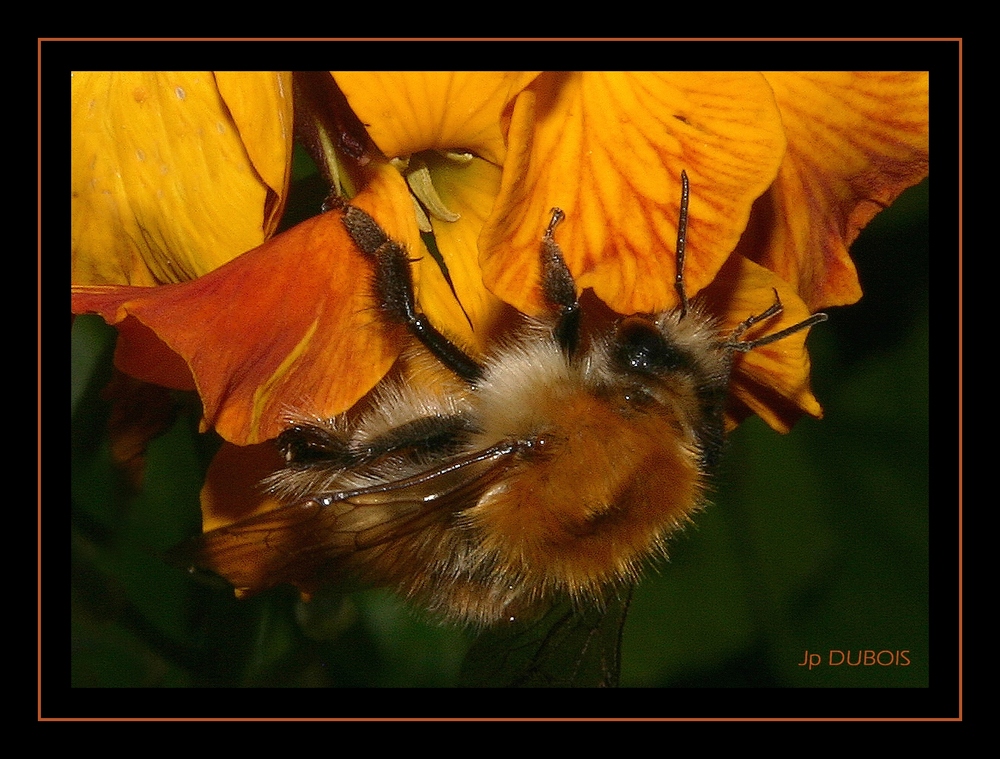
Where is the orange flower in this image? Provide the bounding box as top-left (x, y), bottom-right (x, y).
top-left (71, 71), bottom-right (928, 529)
top-left (746, 72), bottom-right (930, 311)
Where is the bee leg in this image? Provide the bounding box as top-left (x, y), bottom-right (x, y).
top-left (353, 414), bottom-right (476, 463)
top-left (338, 203), bottom-right (484, 384)
top-left (541, 208), bottom-right (582, 357)
top-left (724, 288), bottom-right (829, 353)
top-left (279, 413), bottom-right (475, 473)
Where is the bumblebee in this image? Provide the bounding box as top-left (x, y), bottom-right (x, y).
top-left (181, 172), bottom-right (826, 627)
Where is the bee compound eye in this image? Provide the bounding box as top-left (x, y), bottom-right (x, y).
top-left (614, 317), bottom-right (688, 376)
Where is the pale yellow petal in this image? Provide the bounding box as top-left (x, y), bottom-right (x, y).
top-left (72, 72), bottom-right (291, 286)
top-left (413, 155), bottom-right (507, 353)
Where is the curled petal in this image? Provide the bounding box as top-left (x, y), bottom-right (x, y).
top-left (480, 72), bottom-right (787, 317)
top-left (72, 72), bottom-right (293, 286)
top-left (72, 170), bottom-right (419, 445)
top-left (332, 71), bottom-right (539, 166)
top-left (748, 72), bottom-right (929, 310)
top-left (699, 256), bottom-right (825, 433)
top-left (214, 72), bottom-right (294, 231)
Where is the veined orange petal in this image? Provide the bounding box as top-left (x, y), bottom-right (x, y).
top-left (480, 72), bottom-right (787, 317)
top-left (72, 72), bottom-right (293, 286)
top-left (699, 255), bottom-right (824, 433)
top-left (750, 72), bottom-right (929, 310)
top-left (73, 192), bottom-right (407, 445)
top-left (332, 72), bottom-right (540, 166)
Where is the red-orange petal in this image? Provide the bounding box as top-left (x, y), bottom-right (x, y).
top-left (72, 178), bottom-right (418, 445)
top-left (200, 441), bottom-right (286, 533)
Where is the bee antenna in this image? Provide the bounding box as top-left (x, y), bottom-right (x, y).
top-left (674, 170), bottom-right (691, 320)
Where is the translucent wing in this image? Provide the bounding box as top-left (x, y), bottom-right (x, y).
top-left (172, 439), bottom-right (525, 598)
top-left (459, 588), bottom-right (634, 688)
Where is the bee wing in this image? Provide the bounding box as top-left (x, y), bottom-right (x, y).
top-left (174, 439), bottom-right (525, 597)
top-left (459, 587), bottom-right (634, 687)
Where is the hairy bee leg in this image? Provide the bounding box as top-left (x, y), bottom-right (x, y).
top-left (338, 202), bottom-right (484, 384)
top-left (731, 311), bottom-right (829, 352)
top-left (279, 414), bottom-right (475, 474)
top-left (352, 414), bottom-right (477, 463)
top-left (541, 208), bottom-right (582, 357)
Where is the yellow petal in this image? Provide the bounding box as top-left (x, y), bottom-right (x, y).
top-left (411, 154), bottom-right (508, 353)
top-left (751, 72), bottom-right (929, 310)
top-left (214, 72), bottom-right (294, 230)
top-left (71, 72), bottom-right (293, 286)
top-left (699, 256), bottom-right (825, 433)
top-left (480, 72), bottom-right (787, 317)
top-left (332, 71), bottom-right (539, 166)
